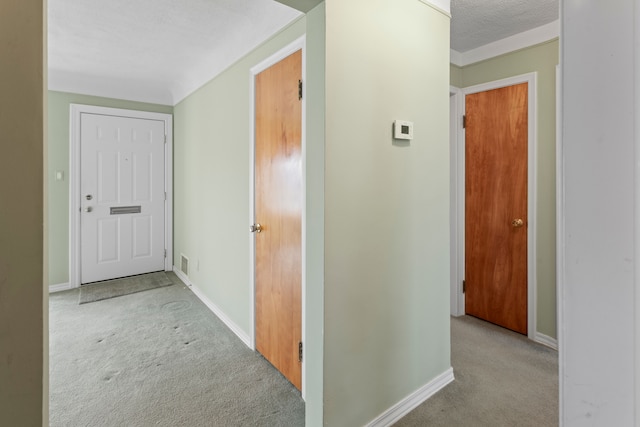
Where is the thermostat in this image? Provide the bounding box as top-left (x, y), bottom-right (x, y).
top-left (393, 120), bottom-right (414, 140)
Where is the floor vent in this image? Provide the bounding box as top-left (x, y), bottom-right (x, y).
top-left (180, 254), bottom-right (189, 277)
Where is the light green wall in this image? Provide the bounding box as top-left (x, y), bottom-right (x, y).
top-left (324, 1), bottom-right (450, 425)
top-left (457, 40), bottom-right (559, 338)
top-left (47, 91), bottom-right (172, 286)
top-left (173, 12), bottom-right (329, 424)
top-left (0, 0), bottom-right (44, 425)
top-left (173, 17), bottom-right (307, 341)
top-left (174, 2), bottom-right (451, 424)
top-left (450, 64), bottom-right (463, 88)
top-left (304, 3), bottom-right (326, 425)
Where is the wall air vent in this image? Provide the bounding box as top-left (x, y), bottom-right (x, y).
top-left (180, 254), bottom-right (189, 277)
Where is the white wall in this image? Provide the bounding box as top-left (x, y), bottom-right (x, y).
top-left (560, 0), bottom-right (639, 424)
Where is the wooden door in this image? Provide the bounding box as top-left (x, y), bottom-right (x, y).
top-left (465, 83), bottom-right (528, 335)
top-left (254, 50), bottom-right (302, 390)
top-left (80, 113), bottom-right (166, 284)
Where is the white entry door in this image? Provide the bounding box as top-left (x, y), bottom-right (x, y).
top-left (80, 113), bottom-right (166, 284)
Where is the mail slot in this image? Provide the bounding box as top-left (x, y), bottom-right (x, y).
top-left (110, 206), bottom-right (141, 215)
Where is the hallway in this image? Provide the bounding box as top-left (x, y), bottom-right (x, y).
top-left (397, 316), bottom-right (558, 426)
top-left (49, 273), bottom-right (305, 426)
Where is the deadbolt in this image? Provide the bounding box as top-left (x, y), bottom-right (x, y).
top-left (86, 194), bottom-right (93, 201)
top-left (250, 223), bottom-right (262, 233)
top-left (511, 218), bottom-right (524, 228)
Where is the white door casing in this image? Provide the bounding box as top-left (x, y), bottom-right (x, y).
top-left (449, 87), bottom-right (464, 317)
top-left (70, 105), bottom-right (173, 286)
top-left (450, 73), bottom-right (539, 342)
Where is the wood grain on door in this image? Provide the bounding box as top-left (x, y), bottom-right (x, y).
top-left (465, 82), bottom-right (528, 335)
top-left (254, 50), bottom-right (303, 390)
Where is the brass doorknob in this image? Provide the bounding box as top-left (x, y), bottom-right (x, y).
top-left (250, 223), bottom-right (262, 233)
top-left (511, 218), bottom-right (524, 228)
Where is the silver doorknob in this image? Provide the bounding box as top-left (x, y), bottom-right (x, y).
top-left (250, 223), bottom-right (262, 233)
top-left (85, 207), bottom-right (93, 213)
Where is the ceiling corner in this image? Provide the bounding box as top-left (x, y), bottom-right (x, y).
top-left (273, 0), bottom-right (322, 13)
top-left (419, 0), bottom-right (451, 15)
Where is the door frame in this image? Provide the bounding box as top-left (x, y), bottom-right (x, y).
top-left (450, 73), bottom-right (538, 341)
top-left (69, 104), bottom-right (173, 288)
top-left (248, 35), bottom-right (306, 397)
top-left (449, 86), bottom-right (464, 317)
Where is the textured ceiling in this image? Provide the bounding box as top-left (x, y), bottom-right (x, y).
top-left (48, 0), bottom-right (558, 105)
top-left (450, 0), bottom-right (558, 52)
top-left (48, 0), bottom-right (302, 105)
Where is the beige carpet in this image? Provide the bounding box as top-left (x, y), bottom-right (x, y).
top-left (79, 271), bottom-right (173, 304)
top-left (396, 315), bottom-right (558, 426)
top-left (50, 272), bottom-right (304, 426)
top-left (55, 275), bottom-right (556, 426)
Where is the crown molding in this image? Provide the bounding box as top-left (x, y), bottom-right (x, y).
top-left (418, 0), bottom-right (450, 17)
top-left (450, 50), bottom-right (463, 68)
top-left (451, 20), bottom-right (559, 67)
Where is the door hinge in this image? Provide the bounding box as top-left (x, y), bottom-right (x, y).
top-left (462, 115), bottom-right (467, 129)
top-left (164, 249), bottom-right (167, 258)
top-left (462, 279), bottom-right (466, 293)
top-left (165, 191), bottom-right (167, 201)
top-left (298, 80), bottom-right (303, 100)
top-left (298, 341), bottom-right (303, 362)
top-left (164, 134), bottom-right (167, 144)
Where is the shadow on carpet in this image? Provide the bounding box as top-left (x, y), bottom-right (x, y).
top-left (79, 271), bottom-right (173, 304)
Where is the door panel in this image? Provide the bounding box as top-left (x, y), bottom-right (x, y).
top-left (81, 113), bottom-right (165, 284)
top-left (97, 152), bottom-right (119, 204)
top-left (97, 218), bottom-right (120, 263)
top-left (465, 83), bottom-right (528, 334)
top-left (132, 153), bottom-right (152, 201)
top-left (254, 50), bottom-right (303, 390)
top-left (132, 216), bottom-right (153, 258)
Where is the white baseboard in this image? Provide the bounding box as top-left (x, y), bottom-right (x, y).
top-left (534, 332), bottom-right (558, 350)
top-left (49, 282), bottom-right (73, 293)
top-left (172, 266), bottom-right (189, 287)
top-left (365, 367), bottom-right (455, 427)
top-left (172, 266), bottom-right (251, 348)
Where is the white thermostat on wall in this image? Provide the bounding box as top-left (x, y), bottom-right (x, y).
top-left (393, 120), bottom-right (414, 140)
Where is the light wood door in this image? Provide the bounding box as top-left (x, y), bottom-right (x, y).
top-left (80, 113), bottom-right (165, 284)
top-left (254, 50), bottom-right (302, 390)
top-left (465, 83), bottom-right (528, 335)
